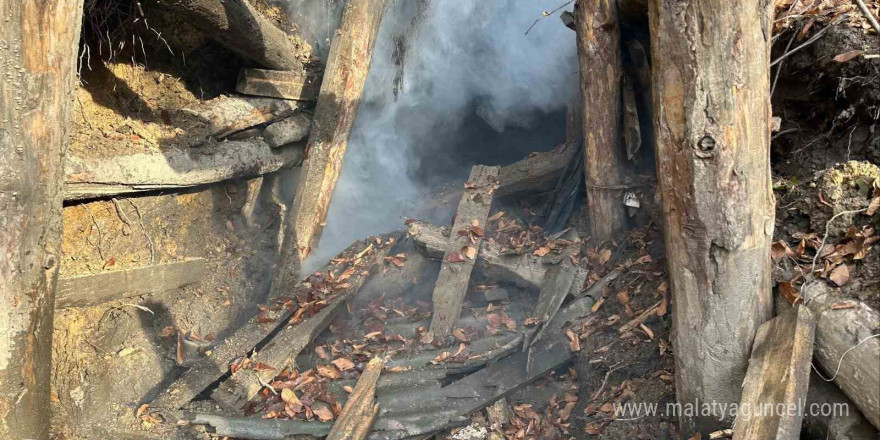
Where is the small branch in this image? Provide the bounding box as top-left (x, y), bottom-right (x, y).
top-left (771, 19), bottom-right (841, 67)
top-left (853, 0), bottom-right (880, 34)
top-left (525, 0), bottom-right (575, 35)
top-left (809, 206), bottom-right (870, 276)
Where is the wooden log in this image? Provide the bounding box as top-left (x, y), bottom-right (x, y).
top-left (63, 140), bottom-right (304, 201)
top-left (649, 0), bottom-right (776, 434)
top-left (271, 0), bottom-right (388, 297)
top-left (56, 259), bottom-right (206, 309)
top-left (241, 177), bottom-right (263, 227)
top-left (237, 68), bottom-right (321, 101)
top-left (0, 0), bottom-right (84, 437)
top-left (146, 0), bottom-right (305, 71)
top-left (802, 281), bottom-right (880, 429)
top-left (427, 166), bottom-right (500, 341)
top-left (148, 234), bottom-right (400, 411)
top-left (802, 372), bottom-right (879, 440)
top-left (494, 144), bottom-right (577, 200)
top-left (194, 96), bottom-right (303, 140)
top-left (575, 0), bottom-right (629, 241)
top-left (732, 306), bottom-right (816, 440)
top-left (263, 114), bottom-right (311, 148)
top-left (326, 357), bottom-right (383, 440)
top-left (188, 414), bottom-right (332, 440)
top-left (230, 239), bottom-right (396, 402)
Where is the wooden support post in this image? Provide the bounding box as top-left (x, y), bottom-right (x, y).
top-left (427, 166), bottom-right (500, 342)
top-left (0, 0), bottom-right (84, 437)
top-left (574, 0), bottom-right (628, 242)
top-left (56, 259), bottom-right (206, 309)
top-left (733, 306), bottom-right (816, 440)
top-left (271, 0), bottom-right (388, 297)
top-left (649, 0), bottom-right (776, 434)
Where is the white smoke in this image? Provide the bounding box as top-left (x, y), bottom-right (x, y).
top-left (301, 0), bottom-right (578, 273)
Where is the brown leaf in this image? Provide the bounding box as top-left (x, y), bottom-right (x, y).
top-left (317, 364), bottom-right (341, 379)
top-left (829, 264), bottom-right (850, 286)
top-left (331, 357), bottom-right (355, 371)
top-left (315, 346), bottom-right (329, 360)
top-left (778, 282), bottom-right (803, 305)
top-left (452, 328), bottom-right (471, 343)
top-left (615, 289), bottom-right (630, 306)
top-left (598, 402), bottom-right (614, 413)
top-left (833, 50), bottom-right (863, 63)
top-left (281, 388), bottom-right (301, 405)
top-left (446, 253), bottom-right (466, 263)
top-left (463, 245), bottom-right (478, 260)
top-left (565, 328), bottom-right (581, 352)
top-left (312, 405), bottom-right (334, 422)
top-left (488, 211), bottom-right (505, 222)
top-left (590, 297), bottom-right (605, 313)
top-left (639, 323), bottom-right (655, 340)
top-left (771, 241), bottom-right (789, 262)
top-left (599, 249), bottom-right (612, 265)
top-left (533, 246), bottom-right (551, 257)
top-left (584, 422), bottom-right (604, 435)
top-left (831, 301), bottom-right (856, 310)
top-left (868, 197), bottom-right (880, 216)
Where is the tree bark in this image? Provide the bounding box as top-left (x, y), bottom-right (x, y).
top-left (148, 0), bottom-right (305, 71)
top-left (271, 0), bottom-right (387, 297)
top-left (0, 0), bottom-right (84, 437)
top-left (649, 0), bottom-right (776, 435)
top-left (575, 0), bottom-right (628, 242)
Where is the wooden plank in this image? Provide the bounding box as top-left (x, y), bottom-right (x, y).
top-left (803, 281), bottom-right (880, 429)
top-left (56, 259), bottom-right (206, 309)
top-left (427, 166), bottom-right (500, 341)
top-left (650, 0), bottom-right (775, 434)
top-left (732, 306), bottom-right (816, 440)
top-left (525, 261), bottom-right (576, 347)
top-left (237, 68), bottom-right (321, 101)
top-left (64, 140), bottom-right (304, 201)
top-left (326, 357), bottom-right (383, 440)
top-left (271, 0), bottom-right (389, 297)
top-left (0, 0), bottom-right (85, 435)
top-left (148, 234), bottom-right (400, 412)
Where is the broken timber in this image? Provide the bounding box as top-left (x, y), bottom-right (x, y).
top-left (148, 234), bottom-right (401, 412)
top-left (237, 68), bottom-right (321, 101)
top-left (802, 281), bottom-right (880, 429)
top-left (525, 229), bottom-right (580, 347)
top-left (56, 259), bottom-right (206, 309)
top-left (64, 140), bottom-right (304, 201)
top-left (326, 357), bottom-right (383, 440)
top-left (226, 239), bottom-right (397, 404)
top-left (427, 165), bottom-right (500, 341)
top-left (494, 144), bottom-right (578, 200)
top-left (272, 0), bottom-right (388, 297)
top-left (732, 306), bottom-right (816, 440)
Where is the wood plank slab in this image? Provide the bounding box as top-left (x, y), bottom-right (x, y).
top-left (327, 357), bottom-right (383, 440)
top-left (57, 259), bottom-right (206, 309)
top-left (733, 305), bottom-right (816, 440)
top-left (236, 68), bottom-right (321, 101)
top-left (427, 165), bottom-right (500, 341)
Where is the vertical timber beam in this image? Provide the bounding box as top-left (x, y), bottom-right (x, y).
top-left (574, 0), bottom-right (628, 242)
top-left (271, 0), bottom-right (387, 297)
top-left (0, 0), bottom-right (84, 437)
top-left (649, 0), bottom-right (775, 435)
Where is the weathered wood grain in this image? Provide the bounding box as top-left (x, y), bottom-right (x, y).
top-left (56, 259), bottom-right (206, 309)
top-left (649, 0), bottom-right (776, 433)
top-left (427, 166), bottom-right (500, 341)
top-left (733, 306), bottom-right (816, 440)
top-left (326, 357), bottom-right (383, 440)
top-left (237, 68), bottom-right (321, 101)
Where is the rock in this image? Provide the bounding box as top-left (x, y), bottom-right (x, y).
top-left (484, 288), bottom-right (509, 303)
top-left (486, 398), bottom-right (510, 431)
top-left (264, 113), bottom-right (311, 148)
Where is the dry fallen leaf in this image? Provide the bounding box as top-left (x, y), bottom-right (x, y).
top-left (316, 364), bottom-right (341, 379)
top-left (599, 249), bottom-right (612, 265)
top-left (533, 246), bottom-right (551, 257)
top-left (446, 253), bottom-right (466, 263)
top-left (331, 357), bottom-right (355, 371)
top-left (868, 196), bottom-right (880, 216)
top-left (778, 282), bottom-right (803, 305)
top-left (488, 211), bottom-right (505, 222)
top-left (281, 388), bottom-right (301, 405)
top-left (315, 346), bottom-right (329, 360)
top-left (565, 328), bottom-right (581, 352)
top-left (829, 264), bottom-right (850, 286)
top-left (584, 422), bottom-right (604, 435)
top-left (463, 245), bottom-right (478, 260)
top-left (639, 323), bottom-right (655, 340)
top-left (312, 405), bottom-right (334, 422)
top-left (833, 50), bottom-right (863, 63)
top-left (831, 301), bottom-right (857, 310)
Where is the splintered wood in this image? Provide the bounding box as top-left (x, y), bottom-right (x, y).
top-left (426, 165), bottom-right (500, 341)
top-left (733, 306), bottom-right (816, 440)
top-left (325, 357), bottom-right (383, 440)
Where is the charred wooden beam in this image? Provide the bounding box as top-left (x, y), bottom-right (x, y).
top-left (64, 140), bottom-right (305, 201)
top-left (197, 96), bottom-right (304, 140)
top-left (494, 144), bottom-right (577, 200)
top-left (56, 259), bottom-right (206, 309)
top-left (271, 0), bottom-right (388, 297)
top-left (148, 234), bottom-right (401, 412)
top-left (0, 0), bottom-right (84, 436)
top-left (803, 281), bottom-right (880, 429)
top-left (575, 0), bottom-right (629, 241)
top-left (427, 166), bottom-right (500, 341)
top-left (146, 0), bottom-right (306, 71)
top-left (237, 68), bottom-right (321, 101)
top-left (187, 414), bottom-right (331, 440)
top-left (650, 0), bottom-right (775, 434)
top-left (732, 306), bottom-right (816, 440)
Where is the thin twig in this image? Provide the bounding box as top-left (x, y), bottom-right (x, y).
top-left (128, 199), bottom-right (156, 264)
top-left (810, 206), bottom-right (870, 275)
top-left (853, 0), bottom-right (880, 34)
top-left (771, 27), bottom-right (798, 97)
top-left (111, 197), bottom-right (133, 235)
top-left (591, 362), bottom-right (624, 401)
top-left (771, 19), bottom-right (841, 67)
top-left (525, 0), bottom-right (575, 35)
